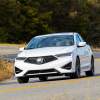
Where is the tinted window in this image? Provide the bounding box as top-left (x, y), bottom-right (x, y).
top-left (76, 35), bottom-right (81, 44)
top-left (78, 34), bottom-right (85, 42)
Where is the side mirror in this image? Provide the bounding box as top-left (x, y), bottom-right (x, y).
top-left (77, 42), bottom-right (86, 47)
top-left (19, 47), bottom-right (24, 51)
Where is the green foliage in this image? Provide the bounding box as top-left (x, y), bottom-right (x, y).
top-left (0, 0), bottom-right (99, 46)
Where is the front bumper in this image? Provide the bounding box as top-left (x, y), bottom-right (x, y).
top-left (14, 57), bottom-right (74, 77)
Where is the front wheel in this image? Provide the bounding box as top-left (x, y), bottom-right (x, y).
top-left (17, 77), bottom-right (29, 83)
top-left (70, 57), bottom-right (80, 79)
top-left (85, 57), bottom-right (94, 76)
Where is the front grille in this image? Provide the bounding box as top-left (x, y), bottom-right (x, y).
top-left (25, 56), bottom-right (57, 64)
top-left (25, 69), bottom-right (56, 75)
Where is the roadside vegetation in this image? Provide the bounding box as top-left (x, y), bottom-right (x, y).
top-left (0, 43), bottom-right (25, 48)
top-left (0, 0), bottom-right (99, 46)
top-left (0, 59), bottom-right (14, 81)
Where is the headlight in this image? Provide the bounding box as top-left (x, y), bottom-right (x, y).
top-left (16, 57), bottom-right (26, 60)
top-left (55, 52), bottom-right (72, 57)
top-left (36, 57), bottom-right (44, 64)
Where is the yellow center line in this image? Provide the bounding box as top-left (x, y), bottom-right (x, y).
top-left (0, 84), bottom-right (49, 93)
top-left (0, 80), bottom-right (80, 93)
top-left (95, 58), bottom-right (100, 61)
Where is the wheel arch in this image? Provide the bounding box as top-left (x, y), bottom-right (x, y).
top-left (91, 55), bottom-right (94, 60)
top-left (76, 55), bottom-right (80, 62)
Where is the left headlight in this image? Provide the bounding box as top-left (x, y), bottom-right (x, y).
top-left (55, 52), bottom-right (72, 57)
top-left (16, 57), bottom-right (26, 61)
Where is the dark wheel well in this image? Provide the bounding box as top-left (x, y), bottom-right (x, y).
top-left (91, 55), bottom-right (94, 64)
top-left (69, 56), bottom-right (80, 79)
top-left (76, 56), bottom-right (80, 62)
top-left (85, 55), bottom-right (94, 76)
top-left (91, 55), bottom-right (94, 60)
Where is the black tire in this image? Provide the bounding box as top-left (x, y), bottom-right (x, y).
top-left (39, 76), bottom-right (48, 81)
top-left (70, 57), bottom-right (80, 79)
top-left (85, 56), bottom-right (94, 76)
top-left (17, 77), bottom-right (29, 83)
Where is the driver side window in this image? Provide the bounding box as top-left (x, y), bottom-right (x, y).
top-left (76, 34), bottom-right (85, 44)
top-left (76, 35), bottom-right (81, 44)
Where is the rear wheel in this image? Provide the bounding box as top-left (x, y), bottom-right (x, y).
top-left (85, 56), bottom-right (94, 76)
top-left (39, 76), bottom-right (48, 81)
top-left (17, 77), bottom-right (29, 83)
top-left (70, 57), bottom-right (80, 79)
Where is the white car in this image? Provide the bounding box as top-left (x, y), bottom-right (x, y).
top-left (14, 32), bottom-right (94, 83)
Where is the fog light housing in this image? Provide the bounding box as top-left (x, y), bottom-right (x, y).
top-left (15, 67), bottom-right (22, 74)
top-left (62, 62), bottom-right (72, 70)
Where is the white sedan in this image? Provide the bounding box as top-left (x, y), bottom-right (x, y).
top-left (14, 32), bottom-right (94, 83)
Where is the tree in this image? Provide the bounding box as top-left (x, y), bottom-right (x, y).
top-left (0, 0), bottom-right (99, 46)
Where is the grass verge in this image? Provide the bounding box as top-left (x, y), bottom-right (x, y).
top-left (0, 43), bottom-right (25, 48)
top-left (0, 59), bottom-right (14, 81)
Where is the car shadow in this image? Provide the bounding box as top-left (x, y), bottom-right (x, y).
top-left (0, 78), bottom-right (39, 86)
top-left (0, 73), bottom-right (100, 86)
top-left (29, 73), bottom-right (100, 83)
top-left (0, 76), bottom-right (70, 85)
top-left (94, 73), bottom-right (100, 77)
top-left (0, 81), bottom-right (18, 86)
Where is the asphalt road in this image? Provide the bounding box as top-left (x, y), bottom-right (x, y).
top-left (0, 59), bottom-right (100, 100)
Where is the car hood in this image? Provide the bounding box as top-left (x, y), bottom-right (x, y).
top-left (18, 46), bottom-right (75, 57)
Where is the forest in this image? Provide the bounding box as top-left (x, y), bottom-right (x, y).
top-left (0, 0), bottom-right (100, 46)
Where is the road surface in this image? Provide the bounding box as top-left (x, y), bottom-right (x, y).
top-left (0, 59), bottom-right (100, 100)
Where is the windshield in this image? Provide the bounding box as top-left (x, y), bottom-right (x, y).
top-left (26, 35), bottom-right (74, 49)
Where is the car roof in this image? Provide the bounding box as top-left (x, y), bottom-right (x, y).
top-left (36, 32), bottom-right (78, 38)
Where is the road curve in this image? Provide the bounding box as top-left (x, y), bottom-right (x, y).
top-left (0, 59), bottom-right (100, 100)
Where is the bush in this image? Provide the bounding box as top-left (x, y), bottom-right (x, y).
top-left (0, 59), bottom-right (14, 81)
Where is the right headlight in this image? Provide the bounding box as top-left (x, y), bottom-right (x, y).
top-left (55, 52), bottom-right (72, 57)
